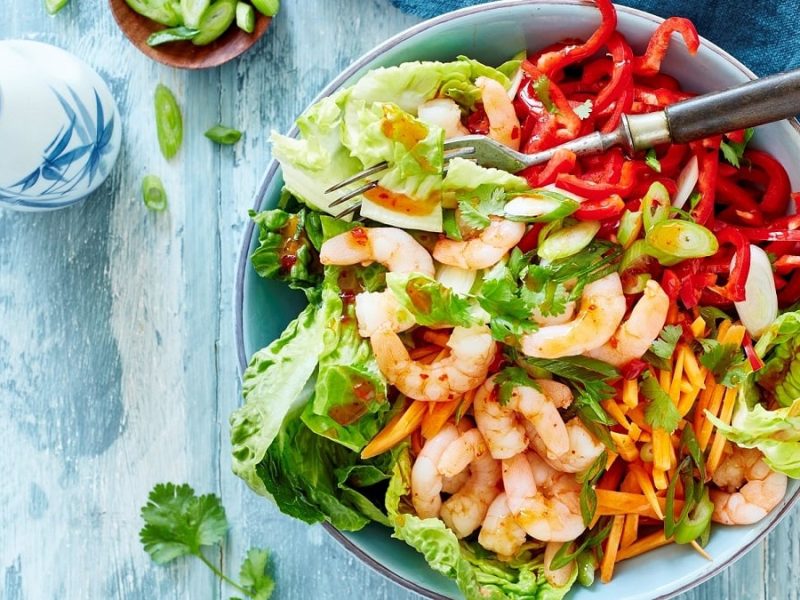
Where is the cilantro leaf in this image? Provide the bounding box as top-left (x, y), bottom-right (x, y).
top-left (649, 325), bottom-right (683, 361)
top-left (495, 366), bottom-right (539, 405)
top-left (457, 200), bottom-right (491, 230)
top-left (574, 99), bottom-right (593, 120)
top-left (697, 339), bottom-right (743, 382)
top-left (140, 483), bottom-right (229, 564)
top-left (645, 148), bottom-right (662, 173)
top-left (238, 548), bottom-right (275, 600)
top-left (140, 482), bottom-right (276, 600)
top-left (533, 75), bottom-right (559, 114)
top-left (720, 128), bottom-right (754, 168)
top-left (641, 372), bottom-right (681, 433)
top-left (476, 259), bottom-right (539, 342)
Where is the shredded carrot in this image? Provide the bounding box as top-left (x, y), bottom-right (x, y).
top-left (679, 378), bottom-right (693, 394)
top-left (410, 428), bottom-right (424, 455)
top-left (622, 378), bottom-right (639, 409)
top-left (606, 451), bottom-right (619, 471)
top-left (669, 349), bottom-right (685, 404)
top-left (652, 466), bottom-right (669, 491)
top-left (681, 345), bottom-right (706, 390)
top-left (666, 302), bottom-right (679, 325)
top-left (652, 428), bottom-right (673, 473)
top-left (659, 369), bottom-right (672, 392)
top-left (421, 329), bottom-right (451, 347)
top-left (628, 422), bottom-right (642, 442)
top-left (597, 459), bottom-right (624, 491)
top-left (693, 379), bottom-right (716, 440)
top-left (638, 431), bottom-right (652, 443)
top-left (603, 400), bottom-right (631, 430)
top-left (620, 514), bottom-right (639, 550)
top-left (361, 400), bottom-right (427, 459)
top-left (678, 385), bottom-right (702, 418)
top-left (619, 471), bottom-right (639, 494)
top-left (420, 397), bottom-right (461, 439)
top-left (627, 405), bottom-right (652, 433)
top-left (611, 432), bottom-right (639, 462)
top-left (690, 315), bottom-right (706, 338)
top-left (616, 530), bottom-right (673, 562)
top-left (600, 515), bottom-right (625, 582)
top-left (698, 383), bottom-right (727, 450)
top-left (717, 319), bottom-right (732, 342)
top-left (596, 490), bottom-right (683, 519)
top-left (706, 386), bottom-right (738, 475)
top-left (690, 540), bottom-right (713, 561)
top-left (630, 462), bottom-right (664, 520)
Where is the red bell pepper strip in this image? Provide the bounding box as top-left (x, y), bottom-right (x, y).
top-left (737, 228), bottom-right (800, 243)
top-left (464, 107), bottom-right (489, 135)
top-left (745, 149), bottom-right (791, 217)
top-left (656, 143), bottom-right (688, 175)
top-left (536, 0), bottom-right (617, 76)
top-left (682, 273), bottom-right (716, 309)
top-left (712, 227), bottom-right (751, 302)
top-left (581, 57), bottom-right (614, 86)
top-left (636, 72), bottom-right (682, 91)
top-left (600, 87), bottom-right (632, 133)
top-left (556, 160), bottom-right (639, 200)
top-left (517, 222), bottom-right (545, 253)
top-left (726, 129), bottom-right (747, 144)
top-left (773, 255), bottom-right (800, 274)
top-left (581, 147), bottom-right (624, 183)
top-left (633, 17), bottom-right (700, 76)
top-left (690, 136), bottom-right (722, 225)
top-left (574, 194), bottom-right (625, 221)
top-left (521, 62), bottom-right (582, 140)
top-left (594, 33), bottom-right (634, 113)
top-left (621, 358), bottom-right (649, 380)
top-left (774, 273), bottom-right (787, 291)
top-left (522, 148), bottom-right (577, 187)
top-left (660, 269), bottom-right (681, 302)
top-left (779, 271), bottom-right (800, 306)
top-left (715, 177), bottom-right (761, 212)
top-left (743, 333), bottom-right (765, 371)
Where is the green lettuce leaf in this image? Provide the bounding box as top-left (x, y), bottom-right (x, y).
top-left (250, 208), bottom-right (321, 294)
top-left (302, 269), bottom-right (390, 452)
top-left (270, 92), bottom-right (363, 214)
top-left (443, 157), bottom-right (529, 194)
top-left (230, 303), bottom-right (326, 496)
top-left (386, 448), bottom-right (575, 600)
top-left (386, 272), bottom-right (478, 328)
top-left (755, 309), bottom-right (800, 407)
top-left (708, 393), bottom-right (800, 478)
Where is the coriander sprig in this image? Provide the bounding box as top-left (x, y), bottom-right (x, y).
top-left (139, 482), bottom-right (274, 600)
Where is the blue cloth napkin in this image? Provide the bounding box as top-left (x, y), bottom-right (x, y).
top-left (390, 0), bottom-right (800, 76)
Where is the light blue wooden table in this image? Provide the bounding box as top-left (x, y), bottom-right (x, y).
top-left (1, 1), bottom-right (798, 599)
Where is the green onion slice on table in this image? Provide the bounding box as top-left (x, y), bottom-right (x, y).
top-left (141, 175), bottom-right (168, 211)
top-left (154, 83), bottom-right (183, 160)
top-left (205, 125), bottom-right (243, 145)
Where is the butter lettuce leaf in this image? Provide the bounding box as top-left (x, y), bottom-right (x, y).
top-left (755, 309), bottom-right (800, 407)
top-left (443, 157), bottom-right (530, 193)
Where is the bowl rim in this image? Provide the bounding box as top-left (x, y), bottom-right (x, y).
top-left (234, 1), bottom-right (800, 598)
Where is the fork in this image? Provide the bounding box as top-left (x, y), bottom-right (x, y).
top-left (326, 67), bottom-right (800, 218)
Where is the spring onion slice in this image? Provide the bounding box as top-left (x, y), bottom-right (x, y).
top-left (236, 1), bottom-right (255, 33)
top-left (45, 0), bottom-right (69, 15)
top-left (645, 219), bottom-right (718, 263)
top-left (435, 264), bottom-right (477, 296)
top-left (504, 192), bottom-right (579, 223)
top-left (538, 220), bottom-right (600, 262)
top-left (616, 210), bottom-right (642, 250)
top-left (193, 0), bottom-right (237, 45)
top-left (619, 239), bottom-right (651, 273)
top-left (180, 0), bottom-right (210, 28)
top-left (141, 175), bottom-right (168, 211)
top-left (735, 244), bottom-right (778, 338)
top-left (251, 0), bottom-right (279, 16)
top-left (205, 124), bottom-right (243, 145)
top-left (642, 181), bottom-right (671, 232)
top-left (147, 26), bottom-right (199, 46)
top-left (673, 154), bottom-right (699, 210)
top-left (154, 84), bottom-right (183, 160)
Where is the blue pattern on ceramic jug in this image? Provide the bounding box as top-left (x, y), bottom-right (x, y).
top-left (0, 41), bottom-right (122, 211)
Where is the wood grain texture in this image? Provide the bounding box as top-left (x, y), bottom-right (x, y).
top-left (0, 1), bottom-right (797, 599)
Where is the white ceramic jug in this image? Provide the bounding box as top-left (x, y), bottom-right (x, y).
top-left (0, 40), bottom-right (122, 211)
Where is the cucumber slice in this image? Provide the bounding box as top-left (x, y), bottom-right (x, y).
top-left (193, 0), bottom-right (236, 46)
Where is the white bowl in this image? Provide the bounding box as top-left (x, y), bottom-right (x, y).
top-left (0, 40), bottom-right (122, 211)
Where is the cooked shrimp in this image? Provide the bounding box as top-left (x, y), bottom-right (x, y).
top-left (371, 325), bottom-right (496, 402)
top-left (503, 452), bottom-right (585, 542)
top-left (417, 98), bottom-right (469, 139)
top-left (354, 291), bottom-right (415, 337)
top-left (442, 470), bottom-right (469, 495)
top-left (433, 218), bottom-right (526, 270)
top-left (508, 385), bottom-right (570, 458)
top-left (474, 376), bottom-right (529, 459)
top-left (544, 542), bottom-right (575, 587)
top-left (528, 418), bottom-right (604, 473)
top-left (710, 446), bottom-right (787, 525)
top-left (320, 226), bottom-right (435, 276)
top-left (476, 76), bottom-right (521, 150)
top-left (584, 279), bottom-right (669, 367)
top-left (521, 273), bottom-right (626, 358)
top-left (411, 423), bottom-right (461, 518)
top-left (440, 442), bottom-right (502, 538)
top-left (478, 492), bottom-right (527, 558)
top-left (439, 428), bottom-right (489, 478)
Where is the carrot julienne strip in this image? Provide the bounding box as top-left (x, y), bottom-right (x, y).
top-left (420, 397), bottom-right (461, 440)
top-left (616, 530), bottom-right (673, 562)
top-left (601, 515), bottom-right (625, 582)
top-left (621, 514), bottom-right (639, 550)
top-left (361, 400), bottom-right (427, 459)
top-left (630, 462), bottom-right (664, 520)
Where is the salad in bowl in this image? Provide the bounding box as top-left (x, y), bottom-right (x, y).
top-left (232, 1), bottom-right (800, 598)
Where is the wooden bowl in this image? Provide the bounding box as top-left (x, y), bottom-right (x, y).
top-left (109, 0), bottom-right (271, 69)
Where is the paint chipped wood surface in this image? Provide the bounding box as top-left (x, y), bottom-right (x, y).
top-left (0, 1), bottom-right (798, 599)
